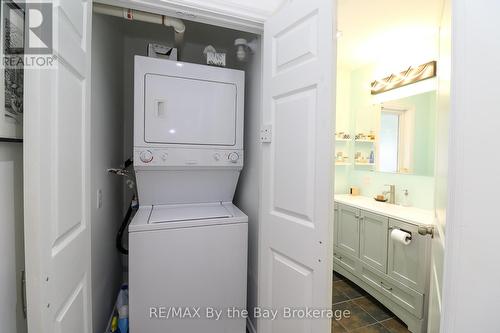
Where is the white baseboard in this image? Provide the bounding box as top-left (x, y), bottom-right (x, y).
top-left (247, 317), bottom-right (257, 333)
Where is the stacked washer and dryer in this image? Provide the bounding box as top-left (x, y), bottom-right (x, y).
top-left (129, 56), bottom-right (248, 332)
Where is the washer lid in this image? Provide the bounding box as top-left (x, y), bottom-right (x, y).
top-left (149, 202), bottom-right (233, 224)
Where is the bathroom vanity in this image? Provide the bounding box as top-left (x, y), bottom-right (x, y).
top-left (333, 194), bottom-right (434, 333)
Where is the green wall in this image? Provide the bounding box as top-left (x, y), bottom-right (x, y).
top-left (335, 64), bottom-right (437, 210)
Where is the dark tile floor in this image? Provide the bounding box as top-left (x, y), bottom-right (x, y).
top-left (332, 271), bottom-right (410, 333)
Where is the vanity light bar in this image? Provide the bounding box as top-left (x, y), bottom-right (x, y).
top-left (370, 60), bottom-right (437, 95)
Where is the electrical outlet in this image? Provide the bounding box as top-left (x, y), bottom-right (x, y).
top-left (97, 189), bottom-right (103, 209)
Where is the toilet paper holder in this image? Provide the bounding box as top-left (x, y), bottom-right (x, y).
top-left (390, 226), bottom-right (435, 238)
top-left (389, 227), bottom-right (412, 241)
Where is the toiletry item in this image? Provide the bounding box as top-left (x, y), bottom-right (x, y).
top-left (391, 228), bottom-right (412, 245)
top-left (350, 186), bottom-right (360, 196)
top-left (402, 189), bottom-right (410, 207)
top-left (369, 150), bottom-right (374, 164)
top-left (336, 152), bottom-right (344, 161)
top-left (374, 194), bottom-right (387, 202)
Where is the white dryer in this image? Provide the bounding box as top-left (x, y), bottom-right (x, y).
top-left (129, 56), bottom-right (248, 333)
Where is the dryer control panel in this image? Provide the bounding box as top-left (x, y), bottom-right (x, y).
top-left (134, 148), bottom-right (243, 168)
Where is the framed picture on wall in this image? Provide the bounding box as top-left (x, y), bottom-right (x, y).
top-left (0, 0), bottom-right (24, 141)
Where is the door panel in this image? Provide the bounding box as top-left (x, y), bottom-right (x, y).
top-left (269, 251), bottom-right (314, 333)
top-left (259, 0), bottom-right (334, 332)
top-left (360, 211), bottom-right (388, 273)
top-left (24, 0), bottom-right (92, 332)
top-left (388, 219), bottom-right (429, 293)
top-left (337, 204), bottom-right (359, 257)
top-left (273, 87), bottom-right (316, 222)
top-left (333, 203), bottom-right (339, 246)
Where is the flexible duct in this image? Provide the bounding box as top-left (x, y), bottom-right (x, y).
top-left (93, 3), bottom-right (185, 48)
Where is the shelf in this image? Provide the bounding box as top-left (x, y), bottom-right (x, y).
top-left (355, 139), bottom-right (376, 143)
top-left (335, 138), bottom-right (351, 142)
top-left (335, 162), bottom-right (350, 166)
top-left (355, 162), bottom-right (375, 166)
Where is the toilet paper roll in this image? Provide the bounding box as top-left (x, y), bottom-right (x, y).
top-left (391, 228), bottom-right (412, 245)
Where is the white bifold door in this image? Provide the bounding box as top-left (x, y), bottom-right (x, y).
top-left (24, 0), bottom-right (93, 332)
top-left (259, 0), bottom-right (335, 333)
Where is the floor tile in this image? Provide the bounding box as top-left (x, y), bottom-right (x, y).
top-left (332, 318), bottom-right (347, 332)
top-left (335, 301), bottom-right (377, 331)
top-left (333, 284), bottom-right (350, 304)
top-left (334, 280), bottom-right (366, 299)
top-left (353, 296), bottom-right (394, 321)
top-left (350, 323), bottom-right (392, 333)
top-left (380, 318), bottom-right (410, 333)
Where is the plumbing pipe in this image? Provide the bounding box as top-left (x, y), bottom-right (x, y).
top-left (93, 3), bottom-right (185, 47)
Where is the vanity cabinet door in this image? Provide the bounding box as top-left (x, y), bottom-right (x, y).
top-left (333, 203), bottom-right (339, 247)
top-left (387, 219), bottom-right (430, 293)
top-left (360, 210), bottom-right (389, 273)
top-left (336, 204), bottom-right (360, 257)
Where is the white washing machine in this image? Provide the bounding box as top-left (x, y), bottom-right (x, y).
top-left (129, 56), bottom-right (248, 333)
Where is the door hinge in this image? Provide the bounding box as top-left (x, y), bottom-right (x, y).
top-left (21, 270), bottom-right (27, 318)
top-left (260, 125), bottom-right (272, 143)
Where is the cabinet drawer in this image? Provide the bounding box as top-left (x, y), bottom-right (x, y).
top-left (333, 247), bottom-right (358, 275)
top-left (360, 263), bottom-right (424, 318)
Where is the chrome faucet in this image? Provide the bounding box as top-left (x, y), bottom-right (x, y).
top-left (383, 184), bottom-right (396, 204)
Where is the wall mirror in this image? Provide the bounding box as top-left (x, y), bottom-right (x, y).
top-left (354, 90), bottom-right (436, 176)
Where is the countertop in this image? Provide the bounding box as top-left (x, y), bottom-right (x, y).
top-left (334, 194), bottom-right (434, 226)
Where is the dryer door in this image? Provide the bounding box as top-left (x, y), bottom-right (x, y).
top-left (144, 74), bottom-right (237, 146)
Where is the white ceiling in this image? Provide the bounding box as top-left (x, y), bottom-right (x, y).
top-left (337, 0), bottom-right (444, 71)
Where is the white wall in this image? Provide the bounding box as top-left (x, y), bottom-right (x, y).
top-left (0, 142), bottom-right (26, 333)
top-left (90, 14), bottom-right (126, 333)
top-left (441, 0), bottom-right (500, 331)
top-left (233, 38), bottom-right (262, 332)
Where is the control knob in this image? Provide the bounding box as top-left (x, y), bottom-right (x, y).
top-left (228, 152), bottom-right (239, 163)
top-left (140, 150), bottom-right (154, 163)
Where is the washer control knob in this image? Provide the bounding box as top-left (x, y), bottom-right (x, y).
top-left (140, 150), bottom-right (154, 163)
top-left (213, 153), bottom-right (221, 161)
top-left (228, 152), bottom-right (239, 163)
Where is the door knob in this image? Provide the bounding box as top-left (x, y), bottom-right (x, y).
top-left (417, 225), bottom-right (434, 238)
